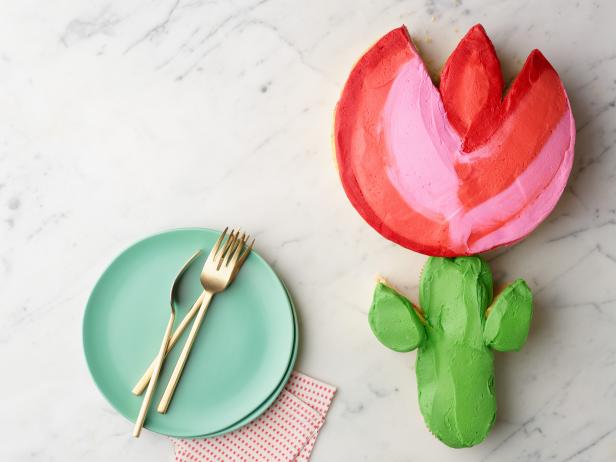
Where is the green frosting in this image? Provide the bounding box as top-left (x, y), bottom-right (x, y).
top-left (417, 257), bottom-right (495, 448)
top-left (484, 279), bottom-right (533, 351)
top-left (369, 282), bottom-right (425, 352)
top-left (369, 256), bottom-right (533, 448)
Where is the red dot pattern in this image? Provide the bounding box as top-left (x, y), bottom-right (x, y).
top-left (171, 371), bottom-right (336, 462)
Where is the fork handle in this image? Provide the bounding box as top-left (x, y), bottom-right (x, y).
top-left (157, 290), bottom-right (214, 413)
top-left (132, 291), bottom-right (207, 395)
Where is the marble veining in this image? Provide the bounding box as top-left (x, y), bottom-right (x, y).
top-left (1, 0), bottom-right (615, 461)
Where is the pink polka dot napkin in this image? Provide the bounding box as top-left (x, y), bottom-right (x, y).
top-left (172, 371), bottom-right (336, 462)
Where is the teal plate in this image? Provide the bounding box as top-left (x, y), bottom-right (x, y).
top-left (83, 228), bottom-right (296, 437)
top-left (202, 281), bottom-right (298, 438)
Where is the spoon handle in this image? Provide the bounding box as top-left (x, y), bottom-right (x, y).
top-left (133, 313), bottom-right (174, 437)
top-left (131, 291), bottom-right (206, 395)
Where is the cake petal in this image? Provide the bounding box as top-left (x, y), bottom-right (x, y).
top-left (440, 24), bottom-right (504, 148)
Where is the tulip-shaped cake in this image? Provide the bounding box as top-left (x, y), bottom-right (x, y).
top-left (334, 24), bottom-right (574, 448)
top-left (370, 256), bottom-right (532, 447)
top-left (334, 24), bottom-right (575, 256)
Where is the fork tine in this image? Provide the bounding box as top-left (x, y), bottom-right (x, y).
top-left (225, 232), bottom-right (245, 266)
top-left (219, 229), bottom-right (236, 257)
top-left (216, 230), bottom-right (237, 270)
top-left (211, 227), bottom-right (228, 257)
top-left (228, 234), bottom-right (249, 269)
top-left (206, 227), bottom-right (228, 265)
top-left (235, 237), bottom-right (255, 269)
top-left (230, 237), bottom-right (253, 279)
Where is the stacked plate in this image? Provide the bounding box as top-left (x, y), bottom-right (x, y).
top-left (83, 228), bottom-right (298, 437)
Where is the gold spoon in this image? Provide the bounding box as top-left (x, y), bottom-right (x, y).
top-left (133, 250), bottom-right (201, 437)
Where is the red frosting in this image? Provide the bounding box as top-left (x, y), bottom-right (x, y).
top-left (440, 24), bottom-right (504, 151)
top-left (444, 25), bottom-right (569, 209)
top-left (334, 24), bottom-right (574, 256)
top-left (334, 28), bottom-right (444, 252)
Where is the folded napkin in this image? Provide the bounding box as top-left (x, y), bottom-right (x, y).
top-left (172, 372), bottom-right (336, 462)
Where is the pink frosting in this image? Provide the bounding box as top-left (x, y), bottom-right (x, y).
top-left (383, 58), bottom-right (575, 253)
top-left (334, 25), bottom-right (575, 256)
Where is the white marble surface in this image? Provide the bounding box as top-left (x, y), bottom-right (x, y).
top-left (2, 0), bottom-right (616, 460)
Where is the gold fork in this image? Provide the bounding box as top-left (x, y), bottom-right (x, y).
top-left (133, 250), bottom-right (202, 437)
top-left (156, 228), bottom-right (253, 413)
top-left (131, 229), bottom-right (253, 396)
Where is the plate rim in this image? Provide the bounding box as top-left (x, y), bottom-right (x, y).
top-left (82, 227), bottom-right (297, 437)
